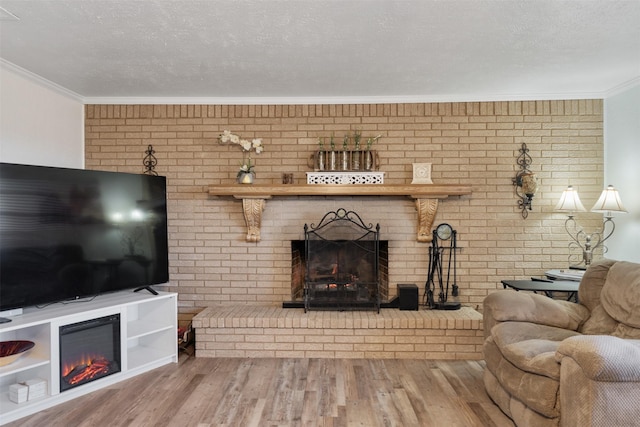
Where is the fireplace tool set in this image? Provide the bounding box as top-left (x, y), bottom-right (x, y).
top-left (425, 223), bottom-right (461, 310)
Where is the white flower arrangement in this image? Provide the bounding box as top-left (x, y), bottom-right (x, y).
top-left (219, 130), bottom-right (264, 177)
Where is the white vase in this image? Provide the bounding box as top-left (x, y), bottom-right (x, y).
top-left (237, 171), bottom-right (255, 184)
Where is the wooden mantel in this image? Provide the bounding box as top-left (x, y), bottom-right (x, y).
top-left (207, 184), bottom-right (472, 242)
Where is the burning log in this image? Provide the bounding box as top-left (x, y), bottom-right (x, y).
top-left (63, 358), bottom-right (112, 386)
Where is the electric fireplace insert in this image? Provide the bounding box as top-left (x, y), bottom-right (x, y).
top-left (59, 314), bottom-right (121, 392)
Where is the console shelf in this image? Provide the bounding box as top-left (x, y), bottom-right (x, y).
top-left (0, 290), bottom-right (177, 425)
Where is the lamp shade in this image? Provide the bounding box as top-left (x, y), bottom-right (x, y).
top-left (555, 186), bottom-right (587, 213)
top-left (591, 185), bottom-right (627, 214)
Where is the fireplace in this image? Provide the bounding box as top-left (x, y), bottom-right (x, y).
top-left (291, 240), bottom-right (388, 303)
top-left (295, 208), bottom-right (385, 312)
top-left (59, 314), bottom-right (121, 392)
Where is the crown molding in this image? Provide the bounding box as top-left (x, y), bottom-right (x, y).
top-left (1, 59), bottom-right (84, 103)
top-left (83, 91), bottom-right (608, 106)
top-left (605, 76), bottom-right (640, 98)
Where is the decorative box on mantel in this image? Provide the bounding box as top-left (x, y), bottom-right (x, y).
top-left (306, 171), bottom-right (384, 185)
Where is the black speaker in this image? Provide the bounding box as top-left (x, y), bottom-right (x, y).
top-left (398, 284), bottom-right (419, 311)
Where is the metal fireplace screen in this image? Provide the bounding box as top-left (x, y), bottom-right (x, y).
top-left (304, 208), bottom-right (380, 312)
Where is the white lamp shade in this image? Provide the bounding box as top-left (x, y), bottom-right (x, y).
top-left (555, 186), bottom-right (587, 212)
top-left (591, 185), bottom-right (627, 213)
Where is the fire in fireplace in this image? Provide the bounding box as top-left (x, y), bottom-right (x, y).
top-left (59, 314), bottom-right (121, 392)
top-left (291, 240), bottom-right (389, 302)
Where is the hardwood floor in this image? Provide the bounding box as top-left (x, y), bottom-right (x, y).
top-left (8, 351), bottom-right (514, 427)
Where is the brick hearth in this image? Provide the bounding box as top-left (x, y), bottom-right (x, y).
top-left (192, 305), bottom-right (483, 359)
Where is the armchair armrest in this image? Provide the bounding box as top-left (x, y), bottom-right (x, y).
top-left (556, 335), bottom-right (640, 382)
top-left (483, 290), bottom-right (589, 338)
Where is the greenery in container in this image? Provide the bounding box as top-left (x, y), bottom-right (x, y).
top-left (353, 130), bottom-right (362, 151)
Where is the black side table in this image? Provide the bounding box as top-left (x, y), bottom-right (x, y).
top-left (501, 279), bottom-right (580, 302)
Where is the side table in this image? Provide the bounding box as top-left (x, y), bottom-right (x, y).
top-left (501, 279), bottom-right (580, 302)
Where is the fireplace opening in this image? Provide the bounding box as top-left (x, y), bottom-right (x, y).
top-left (292, 208), bottom-right (387, 312)
top-left (59, 314), bottom-right (121, 392)
top-left (291, 240), bottom-right (388, 303)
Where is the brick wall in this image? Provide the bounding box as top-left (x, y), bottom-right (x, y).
top-left (85, 100), bottom-right (604, 322)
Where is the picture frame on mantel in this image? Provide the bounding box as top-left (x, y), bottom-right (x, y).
top-left (411, 163), bottom-right (433, 184)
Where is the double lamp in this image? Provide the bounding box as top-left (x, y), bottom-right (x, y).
top-left (555, 185), bottom-right (627, 267)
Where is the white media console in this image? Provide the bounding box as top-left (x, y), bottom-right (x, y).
top-left (0, 290), bottom-right (177, 425)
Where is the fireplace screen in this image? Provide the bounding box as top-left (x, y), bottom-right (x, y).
top-left (59, 314), bottom-right (121, 392)
top-left (304, 208), bottom-right (380, 312)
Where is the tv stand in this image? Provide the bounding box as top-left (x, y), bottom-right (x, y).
top-left (0, 290), bottom-right (177, 425)
top-left (134, 285), bottom-right (158, 295)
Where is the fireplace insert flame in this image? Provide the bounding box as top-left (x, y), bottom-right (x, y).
top-left (62, 354), bottom-right (118, 387)
top-left (59, 314), bottom-right (121, 392)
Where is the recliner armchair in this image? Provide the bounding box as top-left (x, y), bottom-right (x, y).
top-left (482, 259), bottom-right (640, 427)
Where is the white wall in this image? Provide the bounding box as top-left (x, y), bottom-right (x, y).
top-left (604, 84), bottom-right (640, 263)
top-left (0, 64), bottom-right (84, 168)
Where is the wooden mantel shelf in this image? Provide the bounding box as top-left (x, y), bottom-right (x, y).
top-left (208, 183), bottom-right (471, 198)
top-left (208, 184), bottom-right (472, 243)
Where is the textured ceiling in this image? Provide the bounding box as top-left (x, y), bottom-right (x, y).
top-left (1, 0), bottom-right (639, 103)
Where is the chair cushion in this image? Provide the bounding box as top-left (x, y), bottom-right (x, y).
top-left (613, 323), bottom-right (640, 339)
top-left (484, 336), bottom-right (562, 418)
top-left (580, 304), bottom-right (619, 335)
top-left (601, 261), bottom-right (640, 329)
top-left (501, 340), bottom-right (561, 380)
top-left (484, 290), bottom-right (589, 331)
top-left (492, 321), bottom-right (580, 379)
top-left (578, 259), bottom-right (616, 311)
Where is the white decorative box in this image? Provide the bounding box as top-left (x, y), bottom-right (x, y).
top-left (306, 171), bottom-right (385, 185)
top-left (9, 383), bottom-right (28, 403)
top-left (411, 163), bottom-right (433, 184)
top-left (25, 378), bottom-right (47, 400)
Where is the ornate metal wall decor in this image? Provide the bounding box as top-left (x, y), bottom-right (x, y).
top-left (512, 143), bottom-right (538, 218)
top-left (143, 145), bottom-right (158, 176)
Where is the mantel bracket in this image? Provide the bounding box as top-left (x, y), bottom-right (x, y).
top-left (237, 196), bottom-right (271, 242)
top-left (413, 198), bottom-right (440, 243)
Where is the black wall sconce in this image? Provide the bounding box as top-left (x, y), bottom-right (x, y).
top-left (512, 143), bottom-right (538, 219)
top-left (143, 144), bottom-right (158, 176)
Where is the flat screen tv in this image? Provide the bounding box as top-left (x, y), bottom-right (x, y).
top-left (0, 163), bottom-right (169, 312)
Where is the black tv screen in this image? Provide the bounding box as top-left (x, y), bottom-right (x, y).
top-left (0, 163), bottom-right (169, 312)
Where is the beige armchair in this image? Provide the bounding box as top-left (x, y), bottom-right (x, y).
top-left (482, 259), bottom-right (640, 427)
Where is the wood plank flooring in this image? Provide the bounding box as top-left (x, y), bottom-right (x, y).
top-left (8, 352), bottom-right (514, 427)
